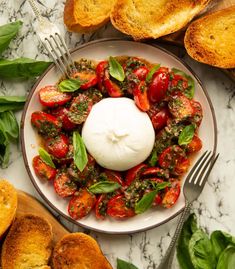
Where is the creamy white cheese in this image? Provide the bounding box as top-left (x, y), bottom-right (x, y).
top-left (82, 97), bottom-right (155, 171)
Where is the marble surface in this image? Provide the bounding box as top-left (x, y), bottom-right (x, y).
top-left (0, 0), bottom-right (235, 268)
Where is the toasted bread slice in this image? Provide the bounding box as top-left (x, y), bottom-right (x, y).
top-left (110, 0), bottom-right (211, 40)
top-left (64, 0), bottom-right (115, 33)
top-left (184, 5), bottom-right (235, 68)
top-left (1, 214), bottom-right (53, 269)
top-left (0, 179), bottom-right (17, 238)
top-left (52, 233), bottom-right (113, 269)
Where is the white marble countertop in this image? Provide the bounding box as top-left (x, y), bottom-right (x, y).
top-left (0, 1), bottom-right (235, 268)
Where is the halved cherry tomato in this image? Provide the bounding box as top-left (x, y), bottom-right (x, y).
top-left (162, 180), bottom-right (181, 208)
top-left (68, 188), bottom-right (96, 220)
top-left (145, 178), bottom-right (164, 206)
top-left (54, 171), bottom-right (77, 197)
top-left (72, 71), bottom-right (98, 90)
top-left (148, 68), bottom-right (170, 103)
top-left (187, 135), bottom-right (202, 153)
top-left (96, 61), bottom-right (108, 92)
top-left (31, 111), bottom-right (61, 137)
top-left (151, 108), bottom-right (170, 130)
top-left (133, 66), bottom-right (149, 80)
top-left (32, 155), bottom-right (56, 181)
top-left (168, 93), bottom-right (194, 120)
top-left (103, 169), bottom-right (125, 186)
top-left (84, 88), bottom-right (103, 104)
top-left (141, 167), bottom-right (169, 179)
top-left (39, 85), bottom-right (71, 107)
top-left (170, 73), bottom-right (188, 90)
top-left (107, 194), bottom-right (135, 219)
top-left (95, 194), bottom-right (108, 220)
top-left (50, 107), bottom-right (76, 131)
top-left (68, 94), bottom-right (93, 124)
top-left (45, 134), bottom-right (69, 159)
top-left (103, 69), bottom-right (123, 97)
top-left (133, 81), bottom-right (150, 112)
top-left (125, 163), bottom-right (148, 186)
top-left (191, 100), bottom-right (203, 126)
top-left (174, 158), bottom-right (190, 175)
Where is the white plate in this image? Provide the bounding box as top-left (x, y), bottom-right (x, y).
top-left (21, 39), bottom-right (217, 234)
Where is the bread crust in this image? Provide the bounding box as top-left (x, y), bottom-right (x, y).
top-left (184, 5), bottom-right (235, 68)
top-left (52, 233), bottom-right (113, 269)
top-left (0, 180), bottom-right (17, 239)
top-left (1, 214), bottom-right (53, 269)
top-left (110, 0), bottom-right (211, 40)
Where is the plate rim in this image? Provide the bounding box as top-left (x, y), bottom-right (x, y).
top-left (20, 38), bottom-right (217, 234)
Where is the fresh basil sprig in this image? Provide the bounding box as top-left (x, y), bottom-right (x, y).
top-left (73, 131), bottom-right (88, 172)
top-left (148, 150), bottom-right (157, 167)
top-left (117, 258), bottom-right (139, 269)
top-left (145, 64), bottom-right (160, 83)
top-left (0, 129), bottom-right (10, 168)
top-left (171, 68), bottom-right (195, 99)
top-left (89, 181), bottom-right (121, 194)
top-left (38, 147), bottom-right (55, 168)
top-left (0, 21), bottom-right (23, 55)
top-left (58, 78), bottom-right (81, 92)
top-left (0, 95), bottom-right (26, 112)
top-left (178, 124), bottom-right (195, 146)
top-left (109, 56), bottom-right (125, 82)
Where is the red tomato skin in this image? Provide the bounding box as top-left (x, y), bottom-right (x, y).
top-left (162, 181), bottom-right (181, 208)
top-left (191, 100), bottom-right (203, 126)
top-left (125, 163), bottom-right (148, 186)
top-left (33, 156), bottom-right (56, 181)
top-left (107, 194), bottom-right (135, 219)
top-left (133, 81), bottom-right (150, 112)
top-left (170, 73), bottom-right (188, 90)
top-left (151, 108), bottom-right (169, 130)
top-left (133, 66), bottom-right (149, 80)
top-left (31, 111), bottom-right (61, 137)
top-left (103, 69), bottom-right (123, 97)
top-left (187, 135), bottom-right (202, 153)
top-left (174, 158), bottom-right (190, 175)
top-left (141, 167), bottom-right (169, 179)
top-left (72, 71), bottom-right (98, 90)
top-left (96, 61), bottom-right (108, 92)
top-left (103, 169), bottom-right (125, 186)
top-left (148, 70), bottom-right (170, 103)
top-left (50, 107), bottom-right (76, 131)
top-left (39, 85), bottom-right (71, 107)
top-left (95, 194), bottom-right (107, 220)
top-left (45, 134), bottom-right (69, 159)
top-left (68, 188), bottom-right (96, 220)
top-left (54, 171), bottom-right (77, 198)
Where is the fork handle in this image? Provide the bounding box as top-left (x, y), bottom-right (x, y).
top-left (157, 201), bottom-right (191, 269)
top-left (27, 0), bottom-right (43, 22)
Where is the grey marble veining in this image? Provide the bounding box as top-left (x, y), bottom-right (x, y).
top-left (0, 1), bottom-right (235, 269)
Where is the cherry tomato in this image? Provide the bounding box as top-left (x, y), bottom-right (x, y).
top-left (84, 88), bottom-right (103, 104)
top-left (45, 134), bottom-right (69, 159)
top-left (96, 61), bottom-right (108, 92)
top-left (39, 85), bottom-right (71, 107)
top-left (162, 181), bottom-right (181, 208)
top-left (174, 157), bottom-right (190, 175)
top-left (68, 94), bottom-right (93, 124)
top-left (170, 73), bottom-right (188, 90)
top-left (191, 100), bottom-right (203, 126)
top-left (32, 155), bottom-right (56, 181)
top-left (31, 111), bottom-right (61, 137)
top-left (187, 135), bottom-right (202, 153)
top-left (125, 163), bottom-right (148, 186)
top-left (95, 194), bottom-right (108, 220)
top-left (133, 81), bottom-right (150, 112)
top-left (103, 69), bottom-right (123, 97)
top-left (72, 71), bottom-right (98, 90)
top-left (141, 167), bottom-right (169, 179)
top-left (148, 69), bottom-right (170, 103)
top-left (54, 171), bottom-right (77, 197)
top-left (151, 108), bottom-right (170, 130)
top-left (68, 188), bottom-right (96, 220)
top-left (50, 107), bottom-right (76, 131)
top-left (133, 66), bottom-right (149, 80)
top-left (103, 169), bottom-right (125, 186)
top-left (107, 194), bottom-right (135, 219)
top-left (168, 93), bottom-right (194, 120)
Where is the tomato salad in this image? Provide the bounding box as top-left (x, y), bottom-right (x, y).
top-left (31, 57), bottom-right (203, 220)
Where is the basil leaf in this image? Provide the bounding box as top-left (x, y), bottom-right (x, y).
top-left (58, 78), bottom-right (81, 92)
top-left (0, 129), bottom-right (10, 168)
top-left (117, 258), bottom-right (139, 269)
top-left (216, 245), bottom-right (235, 269)
top-left (178, 124), bottom-right (195, 146)
top-left (154, 182), bottom-right (171, 191)
top-left (171, 68), bottom-right (195, 99)
top-left (148, 150), bottom-right (157, 167)
top-left (0, 21), bottom-right (22, 55)
top-left (189, 229), bottom-right (216, 269)
top-left (177, 213), bottom-right (198, 269)
top-left (89, 181), bottom-right (121, 194)
top-left (0, 111), bottom-right (19, 140)
top-left (73, 131), bottom-right (88, 172)
top-left (109, 56), bottom-right (125, 82)
top-left (0, 103), bottom-right (25, 112)
top-left (135, 190), bottom-right (158, 214)
top-left (145, 64), bottom-right (160, 83)
top-left (0, 95), bottom-right (26, 103)
top-left (38, 147), bottom-right (55, 168)
top-left (0, 58), bottom-right (51, 79)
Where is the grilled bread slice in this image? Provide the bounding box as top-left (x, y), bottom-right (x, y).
top-left (110, 0), bottom-right (211, 40)
top-left (1, 214), bottom-right (53, 269)
top-left (0, 179), bottom-right (17, 238)
top-left (64, 0), bottom-right (116, 33)
top-left (184, 5), bottom-right (235, 68)
top-left (52, 233), bottom-right (113, 269)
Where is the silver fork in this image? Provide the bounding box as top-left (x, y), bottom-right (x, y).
top-left (27, 0), bottom-right (76, 77)
top-left (157, 151), bottom-right (219, 269)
